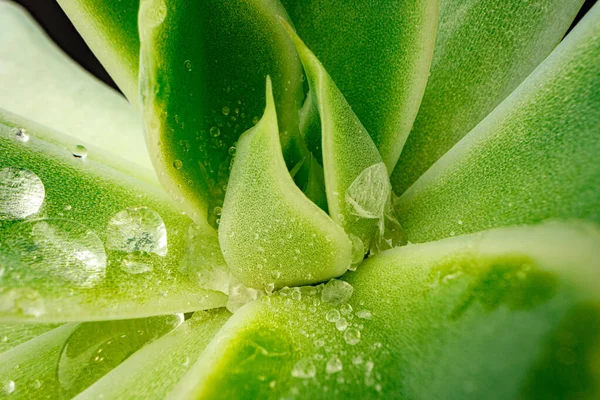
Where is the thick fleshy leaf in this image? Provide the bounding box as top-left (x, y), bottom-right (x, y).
top-left (0, 314), bottom-right (183, 398)
top-left (219, 79), bottom-right (351, 290)
top-left (56, 0), bottom-right (140, 104)
top-left (0, 117), bottom-right (226, 322)
top-left (170, 222), bottom-right (600, 399)
top-left (284, 23), bottom-right (390, 253)
top-left (138, 0), bottom-right (306, 227)
top-left (280, 0), bottom-right (439, 171)
top-left (74, 309), bottom-right (230, 399)
top-left (396, 3), bottom-right (600, 244)
top-left (0, 3), bottom-right (153, 175)
top-left (0, 323), bottom-right (62, 354)
top-left (392, 0), bottom-right (584, 193)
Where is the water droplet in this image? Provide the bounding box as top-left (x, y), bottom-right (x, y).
top-left (340, 303), bottom-right (353, 315)
top-left (173, 160), bottom-right (183, 169)
top-left (0, 288), bottom-right (44, 317)
top-left (57, 314), bottom-right (182, 397)
top-left (326, 355), bottom-right (343, 374)
top-left (2, 219), bottom-right (106, 288)
top-left (12, 127), bottom-right (29, 142)
top-left (321, 279), bottom-right (354, 305)
top-left (228, 146), bottom-right (236, 156)
top-left (349, 234), bottom-right (365, 265)
top-left (291, 358), bottom-right (316, 379)
top-left (184, 59), bottom-right (193, 71)
top-left (0, 167), bottom-right (44, 220)
top-left (3, 380), bottom-right (15, 395)
top-left (270, 270), bottom-right (281, 280)
top-left (352, 355), bottom-right (363, 365)
top-left (120, 253), bottom-right (153, 274)
top-left (252, 116), bottom-right (260, 125)
top-left (32, 379), bottom-right (42, 389)
top-left (291, 290), bottom-right (302, 301)
top-left (345, 162), bottom-right (390, 220)
top-left (209, 126), bottom-right (221, 137)
top-left (222, 106), bottom-right (230, 116)
top-left (356, 310), bottom-right (372, 319)
top-left (344, 328), bottom-right (361, 345)
top-left (106, 207), bottom-right (168, 256)
top-left (72, 144), bottom-right (88, 159)
top-left (326, 309), bottom-right (340, 322)
top-left (213, 206), bottom-right (222, 217)
top-left (336, 317), bottom-right (348, 331)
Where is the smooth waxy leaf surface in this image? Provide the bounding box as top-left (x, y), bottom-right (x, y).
top-left (280, 0), bottom-right (439, 171)
top-left (139, 0), bottom-right (306, 227)
top-left (284, 24), bottom-right (391, 253)
top-left (74, 309), bottom-right (230, 400)
top-left (392, 0), bottom-right (584, 193)
top-left (171, 222), bottom-right (600, 399)
top-left (219, 79), bottom-right (351, 290)
top-left (396, 3), bottom-right (600, 243)
top-left (0, 2), bottom-right (153, 176)
top-left (0, 118), bottom-right (225, 322)
top-left (56, 0), bottom-right (140, 104)
top-left (0, 323), bottom-right (62, 355)
top-left (0, 314), bottom-right (183, 399)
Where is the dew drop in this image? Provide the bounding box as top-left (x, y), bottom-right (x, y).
top-left (173, 160), bottom-right (183, 170)
top-left (344, 328), bottom-right (361, 345)
top-left (340, 303), bottom-right (353, 315)
top-left (325, 309), bottom-right (340, 323)
top-left (349, 234), bottom-right (365, 265)
top-left (321, 279), bottom-right (354, 305)
top-left (0, 167), bottom-right (44, 220)
top-left (326, 355), bottom-right (343, 374)
top-left (336, 317), bottom-right (348, 331)
top-left (213, 206), bottom-right (222, 217)
top-left (209, 126), bottom-right (221, 137)
top-left (222, 106), bottom-right (230, 116)
top-left (228, 146), bottom-right (236, 156)
top-left (120, 253), bottom-right (153, 274)
top-left (184, 59), bottom-right (193, 71)
top-left (12, 127), bottom-right (29, 142)
top-left (3, 380), bottom-right (15, 395)
top-left (291, 358), bottom-right (316, 379)
top-left (32, 379), bottom-right (42, 389)
top-left (356, 310), bottom-right (372, 319)
top-left (2, 219), bottom-right (106, 288)
top-left (71, 144), bottom-right (88, 159)
top-left (106, 207), bottom-right (168, 256)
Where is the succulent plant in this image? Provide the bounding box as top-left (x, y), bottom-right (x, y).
top-left (0, 0), bottom-right (599, 398)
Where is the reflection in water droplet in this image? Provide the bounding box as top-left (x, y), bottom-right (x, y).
top-left (2, 219), bottom-right (106, 288)
top-left (106, 207), bottom-right (167, 256)
top-left (57, 314), bottom-right (183, 398)
top-left (0, 167), bottom-right (44, 220)
top-left (72, 145), bottom-right (88, 159)
top-left (291, 358), bottom-right (316, 379)
top-left (12, 127), bottom-right (29, 142)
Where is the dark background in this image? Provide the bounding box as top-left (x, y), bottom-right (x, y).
top-left (10, 0), bottom-right (599, 95)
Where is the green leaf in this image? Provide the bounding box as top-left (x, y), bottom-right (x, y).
top-left (219, 78), bottom-right (351, 290)
top-left (0, 323), bottom-right (62, 355)
top-left (56, 0), bottom-right (140, 104)
top-left (395, 3), bottom-right (600, 244)
top-left (170, 221), bottom-right (600, 399)
top-left (283, 22), bottom-right (391, 252)
top-left (0, 118), bottom-right (226, 322)
top-left (280, 0), bottom-right (439, 171)
top-left (73, 309), bottom-right (230, 400)
top-left (138, 0), bottom-right (306, 227)
top-left (0, 314), bottom-right (183, 398)
top-left (392, 0), bottom-right (585, 193)
top-left (0, 2), bottom-right (152, 175)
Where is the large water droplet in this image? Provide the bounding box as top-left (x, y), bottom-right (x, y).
top-left (0, 167), bottom-right (44, 220)
top-left (321, 279), bottom-right (354, 305)
top-left (345, 162), bottom-right (390, 219)
top-left (71, 145), bottom-right (88, 159)
top-left (2, 219), bottom-right (106, 288)
top-left (106, 207), bottom-right (167, 256)
top-left (326, 355), bottom-right (343, 374)
top-left (12, 127), bottom-right (29, 142)
top-left (291, 358), bottom-right (316, 379)
top-left (57, 314), bottom-right (183, 397)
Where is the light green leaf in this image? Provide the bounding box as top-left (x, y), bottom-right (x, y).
top-left (396, 3), bottom-right (600, 244)
top-left (0, 118), bottom-right (226, 322)
top-left (74, 309), bottom-right (230, 400)
top-left (219, 78), bottom-right (351, 290)
top-left (392, 0), bottom-right (584, 193)
top-left (56, 0), bottom-right (140, 104)
top-left (138, 0), bottom-right (306, 228)
top-left (284, 23), bottom-right (392, 252)
top-left (280, 0), bottom-right (439, 171)
top-left (0, 323), bottom-right (62, 354)
top-left (0, 2), bottom-right (152, 175)
top-left (170, 221), bottom-right (600, 399)
top-left (0, 314), bottom-right (183, 399)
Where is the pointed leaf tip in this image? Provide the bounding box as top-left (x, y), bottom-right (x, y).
top-left (219, 78), bottom-right (351, 290)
